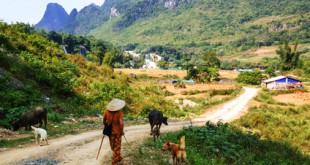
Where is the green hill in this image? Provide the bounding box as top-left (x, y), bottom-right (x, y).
top-left (33, 0), bottom-right (310, 68)
top-left (0, 22), bottom-right (178, 129)
top-left (87, 0), bottom-right (309, 56)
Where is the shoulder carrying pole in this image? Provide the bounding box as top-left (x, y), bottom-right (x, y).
top-left (96, 135), bottom-right (105, 160)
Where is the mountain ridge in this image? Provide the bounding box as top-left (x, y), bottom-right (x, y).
top-left (35, 0), bottom-right (310, 56)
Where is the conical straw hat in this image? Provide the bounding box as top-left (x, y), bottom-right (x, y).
top-left (106, 98), bottom-right (126, 111)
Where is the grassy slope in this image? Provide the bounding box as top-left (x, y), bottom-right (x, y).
top-left (89, 0), bottom-right (310, 60)
top-left (220, 44), bottom-right (310, 62)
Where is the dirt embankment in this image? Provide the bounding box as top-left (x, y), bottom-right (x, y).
top-left (0, 87), bottom-right (258, 165)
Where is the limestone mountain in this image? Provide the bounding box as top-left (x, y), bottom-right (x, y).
top-left (59, 3), bottom-right (105, 35)
top-left (68, 8), bottom-right (78, 23)
top-left (35, 3), bottom-right (70, 31)
top-left (36, 0), bottom-right (310, 55)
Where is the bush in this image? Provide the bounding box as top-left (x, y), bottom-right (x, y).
top-left (235, 70), bottom-right (266, 85)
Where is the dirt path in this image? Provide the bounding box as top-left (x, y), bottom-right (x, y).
top-left (0, 87), bottom-right (258, 165)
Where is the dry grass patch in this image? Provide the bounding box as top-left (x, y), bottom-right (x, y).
top-left (165, 83), bottom-right (238, 95)
top-left (166, 93), bottom-right (208, 100)
top-left (115, 68), bottom-right (186, 78)
top-left (218, 70), bottom-right (239, 79)
top-left (116, 69), bottom-right (239, 80)
top-left (273, 90), bottom-right (310, 105)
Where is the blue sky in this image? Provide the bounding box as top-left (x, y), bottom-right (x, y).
top-left (0, 0), bottom-right (105, 25)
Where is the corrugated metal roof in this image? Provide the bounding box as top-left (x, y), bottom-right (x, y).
top-left (262, 76), bottom-right (300, 83)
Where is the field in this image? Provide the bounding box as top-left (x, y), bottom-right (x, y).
top-left (165, 83), bottom-right (237, 94)
top-left (116, 68), bottom-right (239, 98)
top-left (273, 90), bottom-right (310, 105)
top-left (115, 68), bottom-right (187, 78)
top-left (115, 68), bottom-right (241, 117)
top-left (115, 68), bottom-right (239, 79)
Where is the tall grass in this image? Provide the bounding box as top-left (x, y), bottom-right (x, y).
top-left (128, 122), bottom-right (310, 164)
top-left (236, 88), bottom-right (310, 155)
top-left (236, 104), bottom-right (310, 155)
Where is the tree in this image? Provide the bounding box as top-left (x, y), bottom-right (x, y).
top-left (132, 56), bottom-right (144, 69)
top-left (92, 40), bottom-right (107, 65)
top-left (103, 52), bottom-right (114, 67)
top-left (184, 57), bottom-right (191, 77)
top-left (184, 51), bottom-right (221, 82)
top-left (197, 51), bottom-right (220, 82)
top-left (276, 39), bottom-right (305, 71)
top-left (47, 31), bottom-right (62, 45)
top-left (63, 34), bottom-right (77, 54)
top-left (187, 68), bottom-right (199, 80)
top-left (201, 51), bottom-right (221, 68)
top-left (235, 70), bottom-right (266, 85)
top-left (157, 59), bottom-right (168, 69)
top-left (265, 67), bottom-right (276, 77)
top-left (196, 66), bottom-right (219, 83)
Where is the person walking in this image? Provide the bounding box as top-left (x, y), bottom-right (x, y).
top-left (102, 98), bottom-right (125, 165)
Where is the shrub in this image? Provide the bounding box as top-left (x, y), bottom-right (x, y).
top-left (235, 70), bottom-right (266, 85)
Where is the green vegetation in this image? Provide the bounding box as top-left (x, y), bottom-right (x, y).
top-left (276, 39), bottom-right (308, 71)
top-left (89, 0), bottom-right (310, 62)
top-left (235, 70), bottom-right (266, 85)
top-left (185, 51), bottom-right (220, 82)
top-left (234, 38), bottom-right (309, 85)
top-left (236, 88), bottom-right (310, 155)
top-left (1, 2), bottom-right (309, 162)
top-left (0, 22), bottom-right (180, 131)
top-left (0, 22), bottom-right (240, 140)
top-left (156, 59), bottom-right (168, 69)
top-left (44, 31), bottom-right (144, 68)
top-left (125, 88), bottom-right (310, 163)
top-left (127, 122), bottom-right (309, 164)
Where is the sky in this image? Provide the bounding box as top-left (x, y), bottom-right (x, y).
top-left (0, 0), bottom-right (105, 25)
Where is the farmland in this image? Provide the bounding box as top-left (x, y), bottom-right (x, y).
top-left (273, 90), bottom-right (310, 105)
top-left (115, 68), bottom-right (239, 79)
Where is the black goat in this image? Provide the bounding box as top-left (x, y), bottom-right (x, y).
top-left (12, 106), bottom-right (47, 131)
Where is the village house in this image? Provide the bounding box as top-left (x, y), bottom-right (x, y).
top-left (261, 76), bottom-right (302, 90)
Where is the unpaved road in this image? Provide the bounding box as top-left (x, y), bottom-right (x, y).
top-left (0, 87), bottom-right (258, 165)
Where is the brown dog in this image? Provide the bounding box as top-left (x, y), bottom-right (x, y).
top-left (163, 136), bottom-right (186, 165)
top-left (153, 126), bottom-right (160, 141)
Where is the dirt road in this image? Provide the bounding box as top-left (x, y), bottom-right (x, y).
top-left (0, 87), bottom-right (258, 165)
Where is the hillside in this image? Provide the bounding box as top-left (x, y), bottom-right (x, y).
top-left (89, 0), bottom-right (310, 55)
top-left (34, 0), bottom-right (309, 56)
top-left (0, 22), bottom-right (182, 129)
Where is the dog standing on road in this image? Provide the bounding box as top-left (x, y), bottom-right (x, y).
top-left (163, 136), bottom-right (186, 165)
top-left (31, 126), bottom-right (48, 146)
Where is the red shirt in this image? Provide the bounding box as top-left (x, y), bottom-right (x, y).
top-left (102, 110), bottom-right (124, 135)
